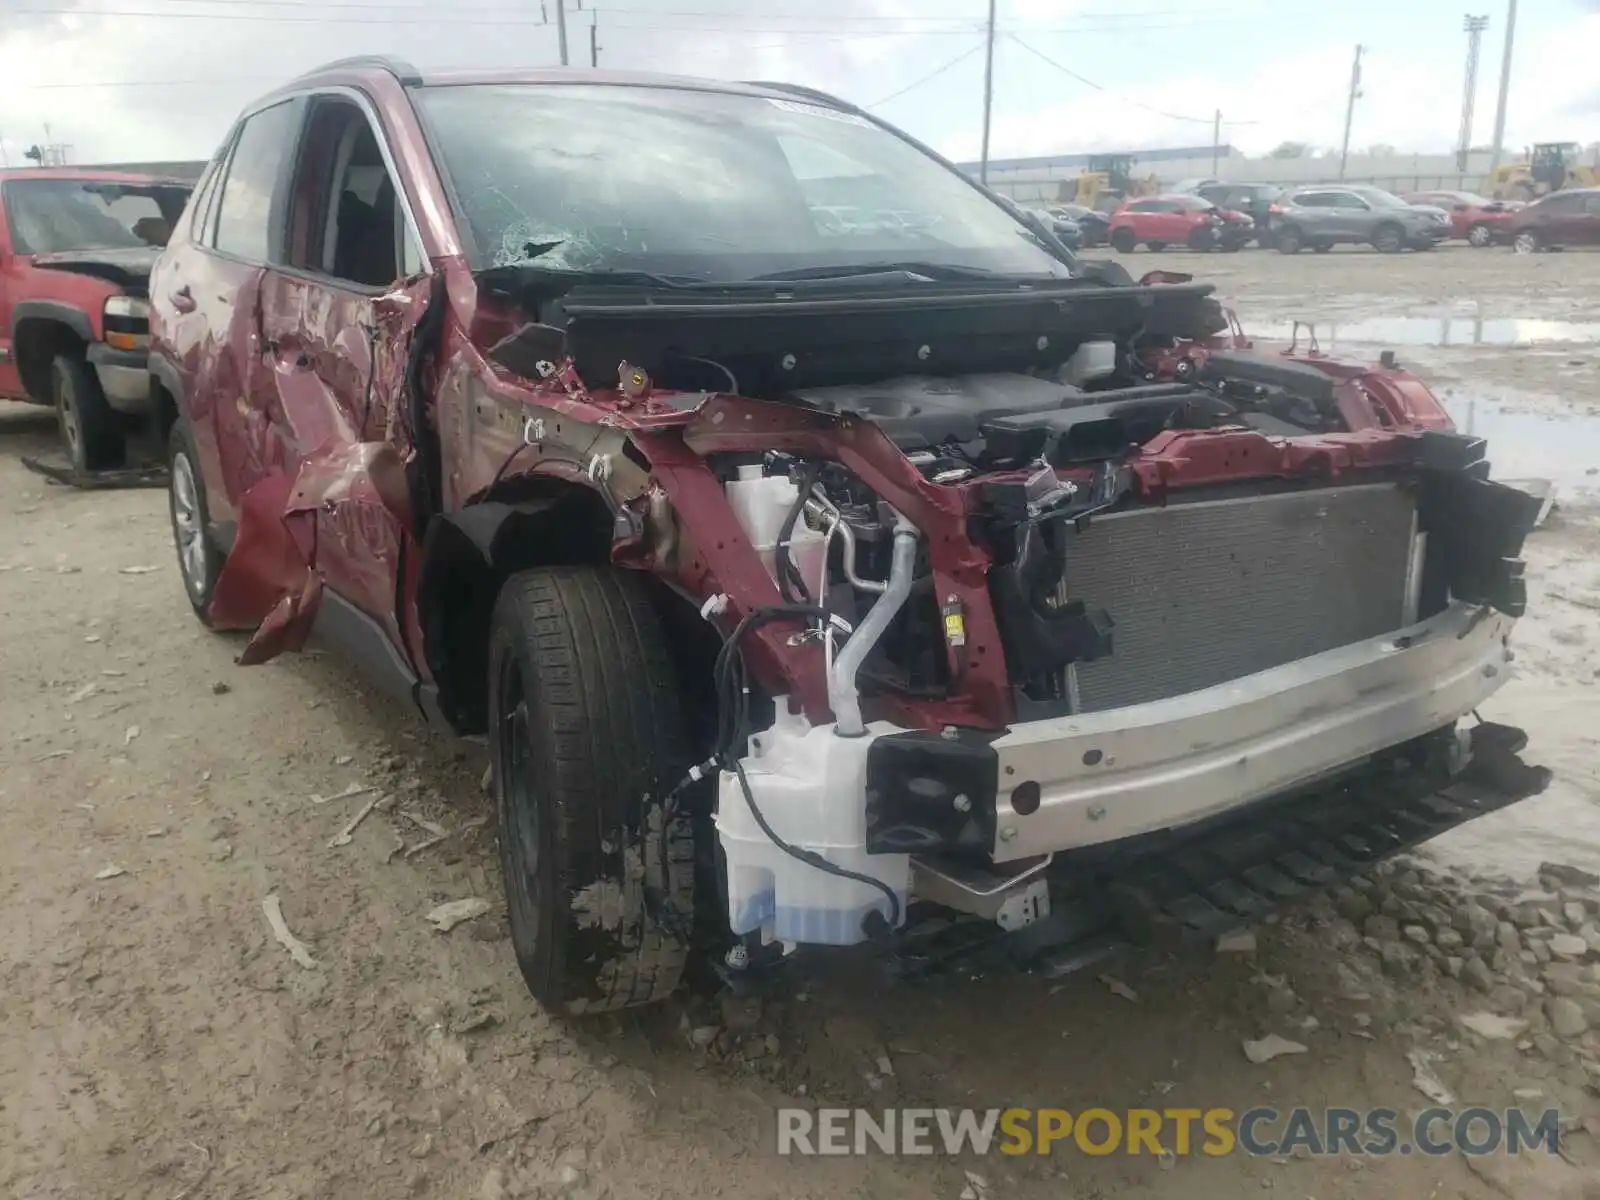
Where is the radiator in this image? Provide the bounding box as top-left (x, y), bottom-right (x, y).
top-left (1064, 483), bottom-right (1418, 713)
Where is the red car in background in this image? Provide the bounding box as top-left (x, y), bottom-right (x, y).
top-left (1108, 194), bottom-right (1253, 253)
top-left (1402, 190), bottom-right (1521, 247)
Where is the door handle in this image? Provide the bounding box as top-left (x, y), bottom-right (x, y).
top-left (169, 285), bottom-right (196, 314)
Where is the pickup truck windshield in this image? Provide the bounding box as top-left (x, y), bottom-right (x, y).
top-left (416, 83), bottom-right (1072, 282)
top-left (3, 179), bottom-right (191, 255)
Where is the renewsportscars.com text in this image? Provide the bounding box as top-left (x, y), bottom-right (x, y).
top-left (774, 1106), bottom-right (1561, 1158)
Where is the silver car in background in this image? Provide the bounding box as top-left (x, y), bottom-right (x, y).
top-left (1270, 185), bottom-right (1451, 254)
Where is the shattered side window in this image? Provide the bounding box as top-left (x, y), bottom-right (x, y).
top-left (415, 83), bottom-right (1072, 282)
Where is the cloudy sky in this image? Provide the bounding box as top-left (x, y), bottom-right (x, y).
top-left (0, 0), bottom-right (1593, 167)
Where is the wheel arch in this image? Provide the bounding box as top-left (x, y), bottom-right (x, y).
top-left (12, 303), bottom-right (92, 402)
top-left (149, 351), bottom-right (184, 441)
top-left (416, 480), bottom-right (619, 735)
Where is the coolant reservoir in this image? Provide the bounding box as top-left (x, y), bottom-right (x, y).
top-left (1063, 340), bottom-right (1118, 387)
top-left (724, 464), bottom-right (829, 595)
top-left (716, 704), bottom-right (910, 945)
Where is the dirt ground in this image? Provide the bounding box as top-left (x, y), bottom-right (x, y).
top-left (4, 245), bottom-right (1600, 1200)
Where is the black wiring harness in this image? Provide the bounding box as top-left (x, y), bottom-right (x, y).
top-left (644, 599), bottom-right (905, 944)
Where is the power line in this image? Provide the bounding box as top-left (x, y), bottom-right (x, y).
top-left (862, 42), bottom-right (985, 109)
top-left (2, 3), bottom-right (977, 28)
top-left (1005, 34), bottom-right (1256, 127)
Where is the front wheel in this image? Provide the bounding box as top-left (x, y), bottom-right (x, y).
top-left (53, 354), bottom-right (124, 473)
top-left (489, 566), bottom-right (696, 1015)
top-left (1513, 230), bottom-right (1542, 254)
top-left (1467, 222), bottom-right (1493, 247)
top-left (1372, 223), bottom-right (1405, 253)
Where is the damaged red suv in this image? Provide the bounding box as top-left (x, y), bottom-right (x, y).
top-left (151, 59), bottom-right (1549, 1014)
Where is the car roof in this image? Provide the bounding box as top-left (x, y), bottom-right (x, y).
top-left (0, 167), bottom-right (191, 186)
top-left (263, 58), bottom-right (852, 110)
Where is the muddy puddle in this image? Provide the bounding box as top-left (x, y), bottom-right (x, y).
top-left (1249, 314), bottom-right (1600, 349)
top-left (1428, 777), bottom-right (1600, 881)
top-left (1438, 394), bottom-right (1600, 495)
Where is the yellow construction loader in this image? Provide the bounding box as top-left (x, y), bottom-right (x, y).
top-left (1065, 155), bottom-right (1161, 212)
top-left (1484, 142), bottom-right (1600, 202)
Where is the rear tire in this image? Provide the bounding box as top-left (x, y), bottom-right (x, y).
top-left (53, 353), bottom-right (124, 473)
top-left (1276, 226), bottom-right (1303, 254)
top-left (1513, 230), bottom-right (1542, 254)
top-left (1467, 222), bottom-right (1493, 247)
top-left (167, 420), bottom-right (223, 625)
top-left (1110, 227), bottom-right (1137, 253)
top-left (489, 566), bottom-right (696, 1015)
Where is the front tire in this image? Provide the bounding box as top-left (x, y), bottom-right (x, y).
top-left (167, 420), bottom-right (223, 625)
top-left (1373, 223), bottom-right (1405, 253)
top-left (489, 566), bottom-right (696, 1015)
top-left (53, 354), bottom-right (124, 473)
top-left (1513, 230), bottom-right (1542, 254)
top-left (1467, 222), bottom-right (1493, 247)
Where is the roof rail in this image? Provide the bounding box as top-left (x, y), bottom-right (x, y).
top-left (743, 80), bottom-right (856, 111)
top-left (297, 56), bottom-right (424, 86)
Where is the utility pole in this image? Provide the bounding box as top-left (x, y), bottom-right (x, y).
top-left (555, 0), bottom-right (569, 66)
top-left (590, 10), bottom-right (600, 67)
top-left (1211, 109), bottom-right (1221, 176)
top-left (979, 0), bottom-right (996, 185)
top-left (1488, 0), bottom-right (1517, 171)
top-left (1457, 15), bottom-right (1489, 171)
top-left (1338, 44), bottom-right (1364, 180)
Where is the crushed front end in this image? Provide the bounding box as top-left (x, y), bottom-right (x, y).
top-left (460, 263), bottom-right (1551, 977)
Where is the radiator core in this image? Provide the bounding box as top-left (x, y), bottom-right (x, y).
top-left (1064, 483), bottom-right (1417, 713)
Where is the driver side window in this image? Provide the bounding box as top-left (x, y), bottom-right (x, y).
top-left (284, 95), bottom-right (424, 287)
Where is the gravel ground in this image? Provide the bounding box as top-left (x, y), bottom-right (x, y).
top-left (3, 246), bottom-right (1600, 1200)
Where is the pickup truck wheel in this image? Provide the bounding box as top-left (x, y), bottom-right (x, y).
top-left (1110, 227), bottom-right (1137, 253)
top-left (1372, 223), bottom-right (1405, 253)
top-left (489, 566), bottom-right (695, 1015)
top-left (167, 420), bottom-right (223, 624)
top-left (1275, 226), bottom-right (1303, 254)
top-left (53, 353), bottom-right (124, 473)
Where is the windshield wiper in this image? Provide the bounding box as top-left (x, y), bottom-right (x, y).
top-left (746, 261), bottom-right (1013, 283)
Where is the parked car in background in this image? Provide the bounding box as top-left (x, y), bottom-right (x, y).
top-left (1028, 206), bottom-right (1082, 250)
top-left (0, 168), bottom-right (192, 471)
top-left (1046, 202), bottom-right (1109, 247)
top-left (1108, 194), bottom-right (1253, 252)
top-left (1269, 185), bottom-right (1449, 254)
top-left (1402, 190), bottom-right (1521, 246)
top-left (1189, 182), bottom-right (1284, 246)
top-left (1504, 188), bottom-right (1600, 253)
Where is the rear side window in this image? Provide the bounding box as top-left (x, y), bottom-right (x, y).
top-left (214, 99), bottom-right (303, 262)
top-left (187, 148), bottom-right (229, 246)
top-left (1292, 192), bottom-right (1330, 208)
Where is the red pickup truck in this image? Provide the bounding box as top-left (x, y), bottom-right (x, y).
top-left (0, 168), bottom-right (193, 471)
